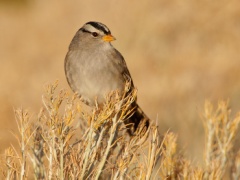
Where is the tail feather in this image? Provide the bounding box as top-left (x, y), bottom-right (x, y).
top-left (126, 105), bottom-right (150, 135)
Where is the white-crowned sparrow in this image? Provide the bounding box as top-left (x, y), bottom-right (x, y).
top-left (64, 21), bottom-right (149, 134)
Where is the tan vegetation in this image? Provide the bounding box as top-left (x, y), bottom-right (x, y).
top-left (0, 82), bottom-right (239, 179)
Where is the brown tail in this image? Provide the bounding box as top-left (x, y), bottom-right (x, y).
top-left (126, 104), bottom-right (150, 135)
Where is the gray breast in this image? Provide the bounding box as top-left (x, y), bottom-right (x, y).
top-left (65, 46), bottom-right (126, 105)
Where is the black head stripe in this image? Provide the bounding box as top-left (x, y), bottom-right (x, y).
top-left (86, 21), bottom-right (111, 35)
top-left (80, 28), bottom-right (91, 34)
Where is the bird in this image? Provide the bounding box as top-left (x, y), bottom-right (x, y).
top-left (64, 21), bottom-right (149, 134)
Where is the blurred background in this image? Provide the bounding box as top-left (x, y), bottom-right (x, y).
top-left (1, 0), bottom-right (240, 164)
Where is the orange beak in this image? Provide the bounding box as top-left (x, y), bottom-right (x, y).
top-left (102, 34), bottom-right (116, 42)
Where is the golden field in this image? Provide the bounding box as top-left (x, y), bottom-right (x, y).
top-left (0, 0), bottom-right (240, 177)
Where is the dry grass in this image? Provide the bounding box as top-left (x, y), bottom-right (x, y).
top-left (0, 82), bottom-right (239, 179)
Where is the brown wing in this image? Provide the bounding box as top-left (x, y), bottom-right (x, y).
top-left (112, 48), bottom-right (135, 90)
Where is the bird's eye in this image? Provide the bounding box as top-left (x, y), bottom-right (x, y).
top-left (92, 32), bottom-right (98, 37)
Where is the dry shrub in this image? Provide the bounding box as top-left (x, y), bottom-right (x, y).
top-left (0, 81), bottom-right (239, 179)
